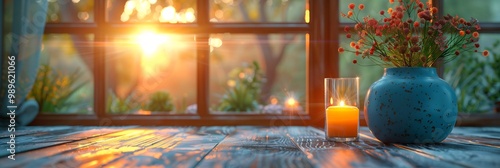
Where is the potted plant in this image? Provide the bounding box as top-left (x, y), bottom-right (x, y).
top-left (338, 0), bottom-right (488, 143)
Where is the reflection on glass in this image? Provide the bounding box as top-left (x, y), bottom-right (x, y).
top-left (46, 0), bottom-right (94, 23)
top-left (338, 34), bottom-right (384, 110)
top-left (444, 0), bottom-right (500, 23)
top-left (210, 0), bottom-right (307, 23)
top-left (209, 34), bottom-right (306, 114)
top-left (106, 0), bottom-right (197, 23)
top-left (105, 33), bottom-right (196, 114)
top-left (30, 34), bottom-right (94, 114)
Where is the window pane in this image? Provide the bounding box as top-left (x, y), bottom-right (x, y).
top-left (105, 33), bottom-right (196, 114)
top-left (106, 0), bottom-right (197, 23)
top-left (339, 0), bottom-right (390, 23)
top-left (209, 34), bottom-right (306, 114)
top-left (444, 34), bottom-right (500, 113)
top-left (46, 0), bottom-right (94, 23)
top-left (210, 0), bottom-right (307, 23)
top-left (444, 0), bottom-right (500, 23)
top-left (32, 34), bottom-right (94, 114)
top-left (339, 34), bottom-right (384, 109)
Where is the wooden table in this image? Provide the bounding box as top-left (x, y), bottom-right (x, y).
top-left (1, 126), bottom-right (499, 167)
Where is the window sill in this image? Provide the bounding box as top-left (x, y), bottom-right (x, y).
top-left (29, 113), bottom-right (500, 127)
top-left (30, 114), bottom-right (314, 126)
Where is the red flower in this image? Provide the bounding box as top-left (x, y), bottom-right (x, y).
top-left (352, 59), bottom-right (358, 64)
top-left (472, 31), bottom-right (479, 38)
top-left (368, 19), bottom-right (378, 26)
top-left (348, 3), bottom-right (355, 10)
top-left (337, 0), bottom-right (485, 67)
top-left (355, 23), bottom-right (362, 30)
top-left (414, 21), bottom-right (420, 27)
top-left (417, 10), bottom-right (432, 21)
top-left (375, 29), bottom-right (382, 36)
top-left (418, 2), bottom-right (424, 8)
top-left (359, 4), bottom-right (365, 10)
top-left (338, 47), bottom-right (345, 53)
top-left (344, 26), bottom-right (350, 32)
top-left (483, 50), bottom-right (489, 56)
top-left (430, 7), bottom-right (438, 14)
top-left (350, 42), bottom-right (356, 48)
top-left (410, 36), bottom-right (419, 44)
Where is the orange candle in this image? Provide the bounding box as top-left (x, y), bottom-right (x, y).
top-left (326, 101), bottom-right (359, 138)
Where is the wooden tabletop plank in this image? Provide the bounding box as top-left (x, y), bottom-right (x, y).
top-left (450, 127), bottom-right (500, 140)
top-left (0, 126), bottom-right (73, 138)
top-left (0, 126), bottom-right (131, 157)
top-left (359, 128), bottom-right (500, 168)
top-left (104, 126), bottom-right (233, 168)
top-left (196, 126), bottom-right (315, 168)
top-left (0, 126), bottom-right (499, 168)
top-left (286, 126), bottom-right (463, 167)
top-left (0, 127), bottom-right (151, 167)
top-left (285, 126), bottom-right (393, 168)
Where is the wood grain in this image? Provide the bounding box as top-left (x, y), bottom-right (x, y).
top-left (196, 126), bottom-right (315, 168)
top-left (0, 126), bottom-right (499, 168)
top-left (0, 126), bottom-right (130, 157)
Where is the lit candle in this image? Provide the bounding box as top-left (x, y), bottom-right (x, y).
top-left (326, 100), bottom-right (359, 138)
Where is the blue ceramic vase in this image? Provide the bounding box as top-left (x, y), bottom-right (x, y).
top-left (364, 68), bottom-right (457, 143)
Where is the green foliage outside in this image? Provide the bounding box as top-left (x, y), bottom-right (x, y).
top-left (27, 64), bottom-right (87, 114)
top-left (483, 41), bottom-right (500, 104)
top-left (141, 91), bottom-right (175, 112)
top-left (107, 92), bottom-right (141, 114)
top-left (217, 61), bottom-right (263, 112)
top-left (444, 40), bottom-right (500, 113)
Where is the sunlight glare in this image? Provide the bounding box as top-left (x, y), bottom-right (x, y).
top-left (160, 6), bottom-right (176, 23)
top-left (286, 98), bottom-right (297, 107)
top-left (209, 37), bottom-right (223, 48)
top-left (136, 31), bottom-right (167, 56)
top-left (185, 8), bottom-right (196, 22)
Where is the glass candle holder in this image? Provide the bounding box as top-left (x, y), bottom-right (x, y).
top-left (324, 77), bottom-right (359, 142)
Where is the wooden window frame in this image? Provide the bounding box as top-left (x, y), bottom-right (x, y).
top-left (30, 0), bottom-right (337, 127)
top-left (28, 0), bottom-right (500, 126)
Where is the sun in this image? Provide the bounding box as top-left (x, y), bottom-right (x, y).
top-left (136, 31), bottom-right (168, 56)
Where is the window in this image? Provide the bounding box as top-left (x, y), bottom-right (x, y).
top-left (26, 0), bottom-right (334, 126)
top-left (442, 0), bottom-right (500, 115)
top-left (11, 0), bottom-right (497, 126)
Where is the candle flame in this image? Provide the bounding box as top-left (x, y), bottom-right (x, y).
top-left (330, 97), bottom-right (333, 105)
top-left (339, 100), bottom-right (345, 106)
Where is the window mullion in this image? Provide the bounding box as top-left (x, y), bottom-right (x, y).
top-left (196, 0), bottom-right (210, 117)
top-left (94, 0), bottom-right (106, 118)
